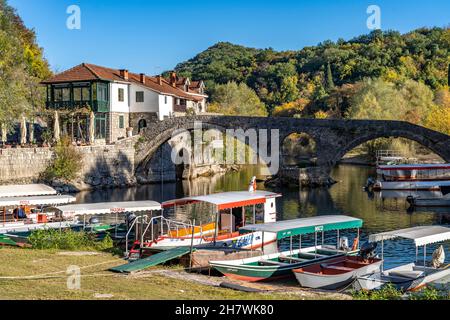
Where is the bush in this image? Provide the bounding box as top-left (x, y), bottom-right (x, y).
top-left (351, 284), bottom-right (449, 300)
top-left (43, 136), bottom-right (82, 181)
top-left (28, 229), bottom-right (113, 251)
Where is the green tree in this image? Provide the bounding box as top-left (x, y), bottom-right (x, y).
top-left (209, 82), bottom-right (267, 116)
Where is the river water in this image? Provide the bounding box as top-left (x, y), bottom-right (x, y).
top-left (76, 165), bottom-right (450, 273)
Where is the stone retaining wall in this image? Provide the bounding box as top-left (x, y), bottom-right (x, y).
top-left (0, 137), bottom-right (138, 190)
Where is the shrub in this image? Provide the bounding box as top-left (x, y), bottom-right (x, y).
top-left (28, 229), bottom-right (114, 251)
top-left (43, 136), bottom-right (82, 181)
top-left (351, 284), bottom-right (449, 300)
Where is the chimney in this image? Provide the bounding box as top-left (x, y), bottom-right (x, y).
top-left (119, 69), bottom-right (129, 80)
top-left (170, 71), bottom-right (177, 87)
top-left (140, 73), bottom-right (146, 84)
top-left (157, 75), bottom-right (162, 85)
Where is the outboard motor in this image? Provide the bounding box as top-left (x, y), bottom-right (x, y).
top-left (339, 237), bottom-right (349, 251)
top-left (89, 217), bottom-right (100, 225)
top-left (406, 195), bottom-right (415, 206)
top-left (365, 177), bottom-right (376, 189)
top-left (359, 241), bottom-right (377, 260)
top-left (125, 213), bottom-right (137, 230)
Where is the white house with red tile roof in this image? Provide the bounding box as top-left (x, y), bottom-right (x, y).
top-left (42, 63), bottom-right (208, 143)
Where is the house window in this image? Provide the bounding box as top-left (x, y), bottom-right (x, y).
top-left (180, 99), bottom-right (186, 106)
top-left (136, 91), bottom-right (144, 103)
top-left (54, 88), bottom-right (63, 102)
top-left (73, 87), bottom-right (82, 101)
top-left (94, 114), bottom-right (107, 139)
top-left (164, 96), bottom-right (168, 104)
top-left (97, 83), bottom-right (108, 101)
top-left (118, 88), bottom-right (124, 102)
top-left (62, 88), bottom-right (71, 101)
top-left (119, 115), bottom-right (125, 129)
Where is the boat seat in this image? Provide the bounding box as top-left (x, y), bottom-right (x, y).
top-left (279, 256), bottom-right (307, 263)
top-left (388, 270), bottom-right (424, 280)
top-left (258, 260), bottom-right (290, 267)
top-left (298, 252), bottom-right (327, 258)
top-left (321, 264), bottom-right (354, 272)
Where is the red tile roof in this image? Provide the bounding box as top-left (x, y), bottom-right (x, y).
top-left (42, 63), bottom-right (206, 101)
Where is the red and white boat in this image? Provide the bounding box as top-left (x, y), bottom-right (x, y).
top-left (373, 164), bottom-right (450, 191)
top-left (137, 178), bottom-right (281, 252)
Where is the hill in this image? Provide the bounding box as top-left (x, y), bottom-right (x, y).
top-left (175, 28), bottom-right (450, 117)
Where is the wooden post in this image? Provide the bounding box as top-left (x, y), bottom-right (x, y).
top-left (213, 208), bottom-right (219, 246)
top-left (189, 219), bottom-right (195, 271)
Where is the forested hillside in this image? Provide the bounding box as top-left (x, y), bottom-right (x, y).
top-left (175, 28), bottom-right (450, 134)
top-left (0, 0), bottom-right (51, 130)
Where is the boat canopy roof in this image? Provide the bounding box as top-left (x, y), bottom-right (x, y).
top-left (369, 226), bottom-right (450, 247)
top-left (239, 215), bottom-right (363, 240)
top-left (0, 184), bottom-right (57, 198)
top-left (377, 163), bottom-right (450, 171)
top-left (56, 201), bottom-right (162, 216)
top-left (0, 195), bottom-right (76, 207)
top-left (162, 191), bottom-right (281, 210)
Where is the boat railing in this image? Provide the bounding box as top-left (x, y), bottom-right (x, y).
top-left (139, 215), bottom-right (202, 247)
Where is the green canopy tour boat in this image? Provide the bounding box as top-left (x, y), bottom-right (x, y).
top-left (209, 215), bottom-right (363, 282)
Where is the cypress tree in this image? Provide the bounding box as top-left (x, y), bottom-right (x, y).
top-left (326, 63), bottom-right (335, 91)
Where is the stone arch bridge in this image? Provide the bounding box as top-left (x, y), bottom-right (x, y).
top-left (134, 116), bottom-right (450, 186)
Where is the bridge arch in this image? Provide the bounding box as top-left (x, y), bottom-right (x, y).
top-left (329, 128), bottom-right (449, 166)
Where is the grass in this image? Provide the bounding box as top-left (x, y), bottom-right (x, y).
top-left (0, 247), bottom-right (328, 300)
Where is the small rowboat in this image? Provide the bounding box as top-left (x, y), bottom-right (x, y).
top-left (293, 255), bottom-right (382, 290)
top-left (354, 226), bottom-right (450, 292)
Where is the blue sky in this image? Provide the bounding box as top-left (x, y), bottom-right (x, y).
top-left (9, 0), bottom-right (450, 75)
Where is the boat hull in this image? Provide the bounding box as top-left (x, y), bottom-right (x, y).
top-left (210, 246), bottom-right (353, 282)
top-left (373, 180), bottom-right (450, 191)
top-left (148, 231), bottom-right (276, 252)
top-left (293, 256), bottom-right (383, 290)
top-left (354, 263), bottom-right (450, 291)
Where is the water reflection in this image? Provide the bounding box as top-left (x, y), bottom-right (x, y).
top-left (76, 165), bottom-right (450, 270)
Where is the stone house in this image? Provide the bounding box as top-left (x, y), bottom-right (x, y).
top-left (42, 63), bottom-right (208, 144)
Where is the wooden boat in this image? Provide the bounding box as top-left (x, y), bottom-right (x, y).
top-left (407, 193), bottom-right (450, 207)
top-left (293, 255), bottom-right (382, 290)
top-left (354, 226), bottom-right (450, 291)
top-left (209, 215), bottom-right (363, 282)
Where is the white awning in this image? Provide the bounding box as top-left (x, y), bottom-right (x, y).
top-left (0, 195), bottom-right (76, 207)
top-left (162, 191), bottom-right (281, 210)
top-left (369, 226), bottom-right (450, 247)
top-left (56, 201), bottom-right (162, 216)
top-left (0, 184), bottom-right (57, 198)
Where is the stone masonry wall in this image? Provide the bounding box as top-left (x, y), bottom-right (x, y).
top-left (0, 137), bottom-right (138, 191)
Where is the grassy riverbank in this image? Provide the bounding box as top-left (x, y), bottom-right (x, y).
top-left (0, 248), bottom-right (347, 300)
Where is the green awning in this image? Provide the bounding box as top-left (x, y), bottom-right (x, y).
top-left (240, 215), bottom-right (363, 240)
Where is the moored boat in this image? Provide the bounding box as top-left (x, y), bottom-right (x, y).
top-left (406, 193), bottom-right (450, 207)
top-left (209, 215), bottom-right (363, 282)
top-left (293, 255), bottom-right (382, 290)
top-left (354, 226), bottom-right (450, 291)
top-left (143, 187), bottom-right (281, 252)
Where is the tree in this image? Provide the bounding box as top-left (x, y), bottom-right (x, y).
top-left (272, 98), bottom-right (309, 117)
top-left (424, 104), bottom-right (450, 135)
top-left (209, 82), bottom-right (267, 116)
top-left (0, 0), bottom-right (51, 131)
top-left (326, 63), bottom-right (335, 91)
